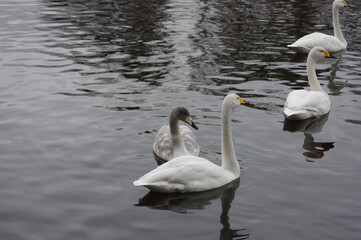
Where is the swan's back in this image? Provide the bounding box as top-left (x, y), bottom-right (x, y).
top-left (153, 125), bottom-right (200, 161)
top-left (284, 90), bottom-right (330, 120)
top-left (288, 32), bottom-right (346, 53)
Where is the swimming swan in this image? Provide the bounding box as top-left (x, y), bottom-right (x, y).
top-left (284, 46), bottom-right (334, 120)
top-left (153, 107), bottom-right (200, 161)
top-left (288, 0), bottom-right (348, 53)
top-left (134, 94), bottom-right (246, 193)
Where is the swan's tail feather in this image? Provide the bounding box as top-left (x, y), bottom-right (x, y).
top-left (133, 179), bottom-right (146, 186)
top-left (284, 108), bottom-right (312, 120)
top-left (133, 179), bottom-right (184, 193)
top-left (287, 44), bottom-right (310, 53)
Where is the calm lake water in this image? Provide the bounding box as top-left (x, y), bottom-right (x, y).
top-left (0, 0), bottom-right (360, 239)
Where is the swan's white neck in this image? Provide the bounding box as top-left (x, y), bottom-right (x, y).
top-left (221, 103), bottom-right (240, 176)
top-left (307, 55), bottom-right (327, 95)
top-left (332, 4), bottom-right (346, 45)
top-left (170, 115), bottom-right (189, 157)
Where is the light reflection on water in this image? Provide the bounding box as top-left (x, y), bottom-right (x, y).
top-left (0, 0), bottom-right (361, 239)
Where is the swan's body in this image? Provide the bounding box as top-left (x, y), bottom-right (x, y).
top-left (284, 47), bottom-right (333, 120)
top-left (134, 94), bottom-right (245, 193)
top-left (288, 0), bottom-right (348, 53)
top-left (153, 107), bottom-right (199, 161)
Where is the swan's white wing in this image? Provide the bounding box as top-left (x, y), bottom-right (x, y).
top-left (284, 90), bottom-right (330, 120)
top-left (288, 32), bottom-right (346, 53)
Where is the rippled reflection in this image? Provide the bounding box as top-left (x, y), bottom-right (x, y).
top-left (38, 0), bottom-right (331, 100)
top-left (283, 114), bottom-right (334, 161)
top-left (37, 0), bottom-right (349, 118)
top-left (40, 0), bottom-right (171, 95)
top-left (135, 179), bottom-right (249, 239)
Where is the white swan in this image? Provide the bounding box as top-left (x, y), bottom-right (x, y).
top-left (153, 107), bottom-right (200, 161)
top-left (284, 46), bottom-right (334, 120)
top-left (288, 0), bottom-right (348, 53)
top-left (134, 94), bottom-right (246, 193)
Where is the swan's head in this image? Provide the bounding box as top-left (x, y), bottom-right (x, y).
top-left (173, 107), bottom-right (198, 130)
top-left (223, 93), bottom-right (246, 109)
top-left (309, 46), bottom-right (335, 61)
top-left (333, 0), bottom-right (348, 8)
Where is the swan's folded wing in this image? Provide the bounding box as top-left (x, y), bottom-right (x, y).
top-left (284, 90), bottom-right (308, 109)
top-left (133, 156), bottom-right (226, 192)
top-left (180, 125), bottom-right (200, 156)
top-left (284, 90), bottom-right (330, 119)
top-left (153, 125), bottom-right (173, 160)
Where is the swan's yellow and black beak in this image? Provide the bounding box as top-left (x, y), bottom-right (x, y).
top-left (238, 97), bottom-right (246, 105)
top-left (185, 116), bottom-right (198, 130)
top-left (343, 1), bottom-right (348, 7)
top-left (322, 50), bottom-right (336, 59)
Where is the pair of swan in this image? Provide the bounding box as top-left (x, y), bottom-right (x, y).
top-left (288, 0), bottom-right (348, 53)
top-left (134, 94), bottom-right (246, 193)
top-left (284, 0), bottom-right (348, 119)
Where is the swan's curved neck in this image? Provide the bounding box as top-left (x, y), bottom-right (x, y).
top-left (332, 5), bottom-right (346, 45)
top-left (307, 56), bottom-right (326, 94)
top-left (170, 114), bottom-right (188, 157)
top-left (221, 104), bottom-right (240, 175)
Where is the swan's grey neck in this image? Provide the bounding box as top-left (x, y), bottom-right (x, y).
top-left (170, 113), bottom-right (189, 157)
top-left (221, 103), bottom-right (240, 175)
top-left (307, 55), bottom-right (326, 94)
top-left (332, 4), bottom-right (346, 45)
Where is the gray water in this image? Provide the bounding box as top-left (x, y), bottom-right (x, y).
top-left (0, 0), bottom-right (360, 239)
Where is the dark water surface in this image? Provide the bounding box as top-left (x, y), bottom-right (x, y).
top-left (1, 0), bottom-right (360, 239)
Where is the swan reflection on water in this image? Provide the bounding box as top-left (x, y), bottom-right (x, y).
top-left (135, 179), bottom-right (250, 239)
top-left (283, 113), bottom-right (334, 161)
top-left (302, 134), bottom-right (335, 161)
